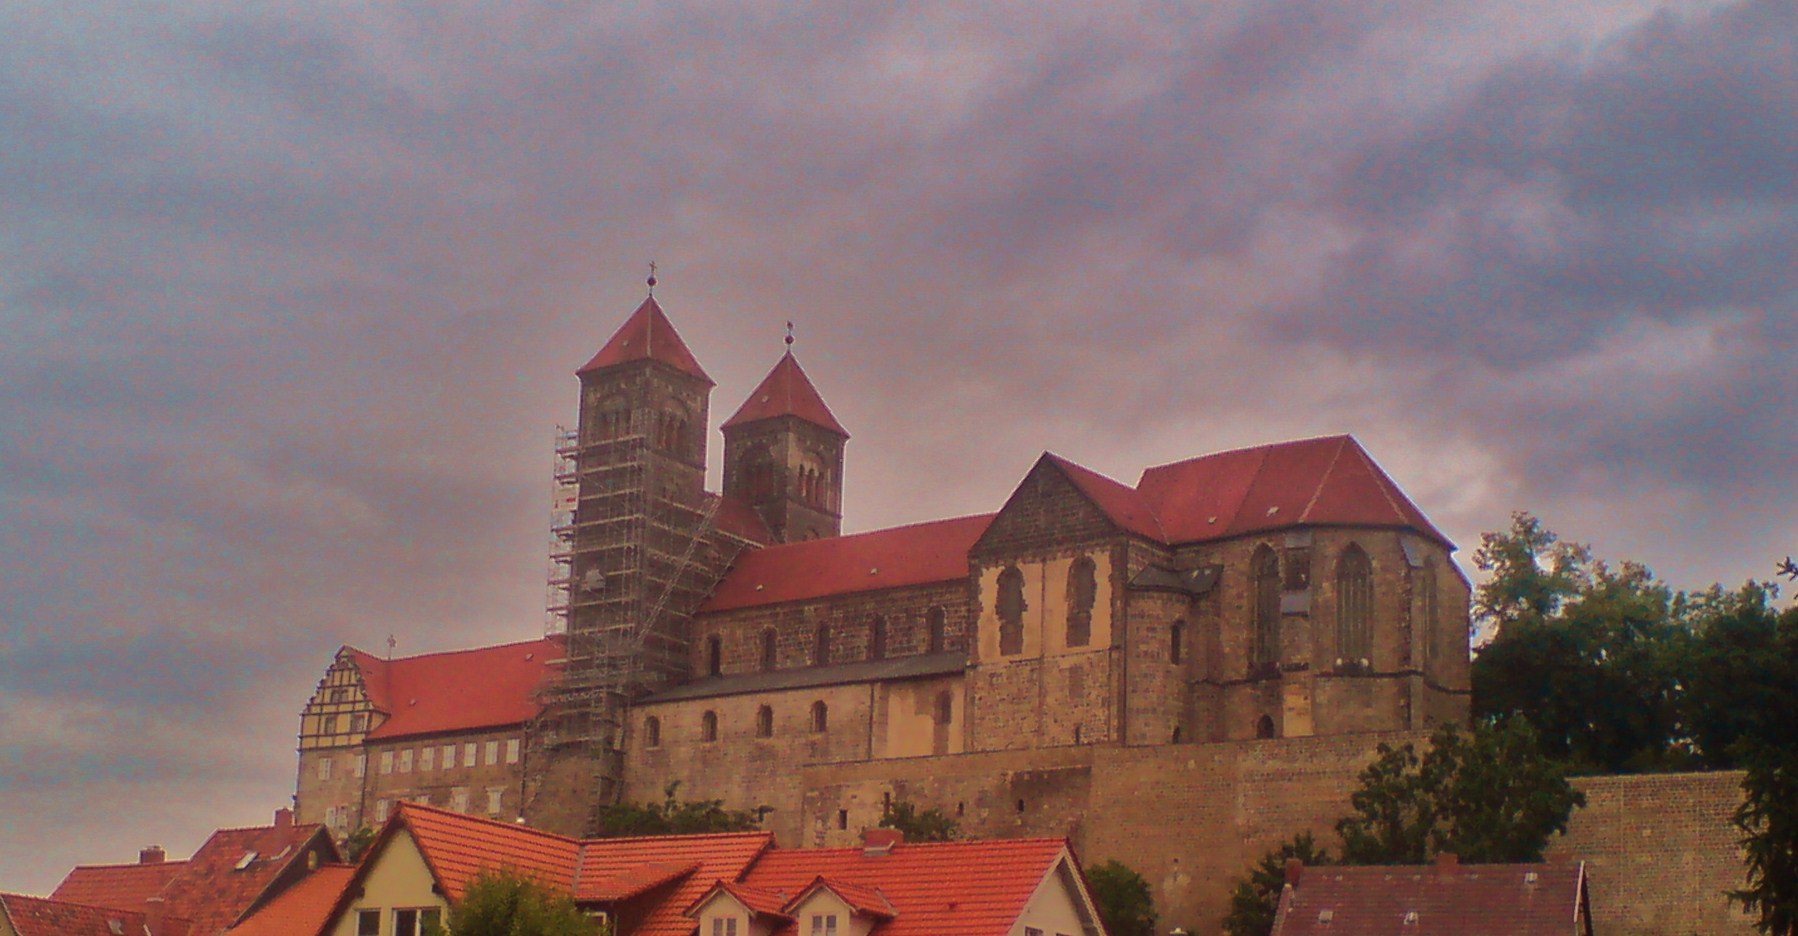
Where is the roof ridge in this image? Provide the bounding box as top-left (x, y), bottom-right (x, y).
top-left (1297, 436), bottom-right (1349, 524)
top-left (344, 636), bottom-right (556, 663)
top-left (400, 801), bottom-right (586, 846)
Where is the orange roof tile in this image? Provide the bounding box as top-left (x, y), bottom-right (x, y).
top-left (788, 877), bottom-right (895, 919)
top-left (573, 832), bottom-right (773, 936)
top-left (225, 865), bottom-right (355, 936)
top-left (393, 803), bottom-right (582, 902)
top-left (350, 637), bottom-right (560, 741)
top-left (0, 893), bottom-right (167, 936)
top-left (1270, 861), bottom-right (1588, 936)
top-left (577, 296), bottom-right (713, 384)
top-left (722, 352), bottom-right (848, 437)
top-left (686, 881), bottom-right (794, 920)
top-left (159, 822), bottom-right (335, 936)
top-left (575, 861), bottom-right (700, 903)
top-left (700, 515), bottom-right (991, 612)
top-left (51, 860), bottom-right (187, 912)
top-left (736, 838), bottom-right (1070, 936)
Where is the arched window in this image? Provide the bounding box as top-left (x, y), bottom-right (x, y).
top-left (810, 701), bottom-right (829, 733)
top-left (1170, 620), bottom-right (1185, 665)
top-left (761, 629), bottom-right (778, 672)
top-left (934, 691), bottom-right (953, 726)
top-left (926, 606), bottom-right (947, 653)
top-left (1252, 546), bottom-right (1281, 666)
top-left (706, 635), bottom-right (723, 677)
top-left (997, 566), bottom-right (1027, 656)
top-left (1419, 560), bottom-right (1440, 666)
top-left (644, 716), bottom-right (661, 748)
top-left (1336, 544), bottom-right (1373, 665)
top-left (1065, 555), bottom-right (1096, 648)
top-left (701, 711), bottom-right (718, 743)
top-left (869, 616), bottom-right (887, 661)
top-left (755, 705), bottom-right (773, 738)
top-left (815, 622), bottom-right (831, 667)
top-left (1256, 715), bottom-right (1277, 739)
top-left (1171, 726), bottom-right (1183, 744)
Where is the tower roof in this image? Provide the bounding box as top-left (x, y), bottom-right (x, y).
top-left (722, 351), bottom-right (848, 437)
top-left (577, 296), bottom-right (714, 385)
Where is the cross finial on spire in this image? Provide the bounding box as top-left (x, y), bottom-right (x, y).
top-left (647, 260), bottom-right (658, 295)
top-left (785, 321), bottom-right (795, 349)
top-left (386, 634), bottom-right (397, 660)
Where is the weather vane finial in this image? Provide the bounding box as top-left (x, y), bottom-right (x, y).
top-left (647, 260), bottom-right (657, 295)
top-left (785, 321), bottom-right (795, 349)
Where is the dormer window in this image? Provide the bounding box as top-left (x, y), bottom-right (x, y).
top-left (809, 915), bottom-right (839, 936)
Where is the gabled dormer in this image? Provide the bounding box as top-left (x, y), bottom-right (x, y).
top-left (781, 876), bottom-right (896, 936)
top-left (686, 880), bottom-right (795, 936)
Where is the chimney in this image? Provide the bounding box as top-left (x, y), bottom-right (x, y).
top-left (274, 807), bottom-right (294, 829)
top-left (861, 828), bottom-right (904, 856)
top-left (1435, 852), bottom-right (1459, 869)
top-left (139, 845), bottom-right (166, 865)
top-left (1284, 858), bottom-right (1304, 888)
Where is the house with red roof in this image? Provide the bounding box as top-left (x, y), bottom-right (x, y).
top-left (1268, 855), bottom-right (1593, 936)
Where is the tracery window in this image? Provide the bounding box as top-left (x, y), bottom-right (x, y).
top-left (1336, 544), bottom-right (1373, 665)
top-left (1065, 556), bottom-right (1096, 648)
top-left (997, 565), bottom-right (1027, 656)
top-left (1251, 545), bottom-right (1281, 666)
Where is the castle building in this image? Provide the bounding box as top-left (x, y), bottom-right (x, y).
top-left (294, 291), bottom-right (1472, 851)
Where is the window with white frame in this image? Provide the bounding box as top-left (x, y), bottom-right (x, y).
top-left (486, 787), bottom-right (504, 815)
top-left (506, 738), bottom-right (521, 764)
top-left (464, 742), bottom-right (477, 766)
top-left (374, 799), bottom-right (390, 823)
top-left (392, 908), bottom-right (442, 936)
top-left (442, 744), bottom-right (456, 769)
top-left (317, 757), bottom-right (333, 781)
top-left (379, 751), bottom-right (394, 775)
top-left (450, 787), bottom-right (470, 813)
top-left (484, 740), bottom-right (500, 765)
top-left (354, 754), bottom-right (367, 778)
top-left (398, 749), bottom-right (413, 773)
top-left (809, 915), bottom-right (838, 936)
top-left (711, 917), bottom-right (739, 936)
top-left (420, 746), bottom-right (434, 771)
top-left (356, 909), bottom-right (379, 936)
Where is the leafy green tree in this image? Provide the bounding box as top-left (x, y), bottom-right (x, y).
top-left (1734, 741), bottom-right (1798, 935)
top-left (1085, 860), bottom-right (1157, 936)
top-left (878, 799), bottom-right (959, 842)
top-left (448, 868), bottom-right (605, 936)
top-left (591, 781), bottom-right (760, 838)
top-left (1680, 584), bottom-right (1798, 764)
top-left (1337, 721), bottom-right (1585, 864)
top-left (1222, 833), bottom-right (1331, 936)
top-left (343, 826), bottom-right (377, 862)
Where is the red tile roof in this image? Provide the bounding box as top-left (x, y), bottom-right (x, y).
top-left (225, 865), bottom-right (355, 936)
top-left (699, 514), bottom-right (992, 612)
top-left (0, 893), bottom-right (166, 936)
top-left (686, 881), bottom-right (793, 920)
top-left (735, 838), bottom-right (1071, 936)
top-left (713, 493), bottom-right (773, 545)
top-left (790, 877), bottom-right (896, 919)
top-left (51, 860), bottom-right (187, 912)
top-left (577, 296), bottom-right (713, 385)
top-left (350, 637), bottom-right (560, 741)
top-left (572, 831), bottom-right (772, 936)
top-left (160, 822), bottom-right (335, 936)
top-left (1044, 454), bottom-right (1165, 541)
top-left (1135, 435), bottom-right (1451, 547)
top-left (1270, 861), bottom-right (1589, 936)
top-left (722, 352), bottom-right (848, 437)
top-left (576, 861), bottom-right (700, 903)
top-left (394, 803), bottom-right (583, 901)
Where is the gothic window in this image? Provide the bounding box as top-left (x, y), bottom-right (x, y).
top-left (1256, 715), bottom-right (1277, 739)
top-left (1336, 544), bottom-right (1374, 665)
top-left (644, 716), bottom-right (661, 748)
top-left (701, 711), bottom-right (718, 743)
top-left (755, 705), bottom-right (774, 738)
top-left (1170, 620), bottom-right (1185, 665)
top-left (1419, 560), bottom-right (1440, 666)
top-left (706, 635), bottom-right (723, 677)
top-left (869, 616), bottom-right (887, 661)
top-left (1252, 545), bottom-right (1281, 666)
top-left (761, 629), bottom-right (778, 672)
top-left (927, 606), bottom-right (947, 653)
top-left (997, 565), bottom-right (1027, 656)
top-left (811, 701), bottom-right (829, 733)
top-left (1065, 556), bottom-right (1096, 648)
top-left (815, 622), bottom-right (831, 667)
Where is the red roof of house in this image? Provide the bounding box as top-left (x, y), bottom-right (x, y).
top-left (1135, 435), bottom-right (1451, 547)
top-left (0, 893), bottom-right (172, 936)
top-left (577, 296), bottom-right (713, 384)
top-left (573, 831), bottom-right (773, 936)
top-left (687, 880), bottom-right (793, 920)
top-left (350, 637), bottom-right (560, 741)
top-left (700, 514), bottom-right (992, 612)
top-left (1270, 861), bottom-right (1588, 936)
top-left (51, 860), bottom-right (187, 912)
top-left (225, 865), bottom-right (355, 936)
top-left (722, 352), bottom-right (848, 437)
top-left (160, 822), bottom-right (334, 936)
top-left (735, 838), bottom-right (1072, 936)
top-left (395, 803), bottom-right (582, 901)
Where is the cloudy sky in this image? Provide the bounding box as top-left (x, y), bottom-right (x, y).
top-left (2, 0), bottom-right (1793, 892)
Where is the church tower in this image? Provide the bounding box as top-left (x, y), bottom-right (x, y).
top-left (722, 349), bottom-right (848, 542)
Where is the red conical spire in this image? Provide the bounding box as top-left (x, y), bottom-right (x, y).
top-left (723, 351), bottom-right (848, 437)
top-left (576, 296), bottom-right (713, 385)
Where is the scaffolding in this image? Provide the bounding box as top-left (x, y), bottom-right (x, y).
top-left (534, 420), bottom-right (742, 823)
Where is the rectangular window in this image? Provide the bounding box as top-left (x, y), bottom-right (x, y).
top-left (450, 787), bottom-right (470, 813)
top-left (810, 915), bottom-right (838, 936)
top-left (1025, 929), bottom-right (1044, 936)
top-left (486, 787), bottom-right (505, 815)
top-left (505, 738), bottom-right (521, 764)
top-left (712, 918), bottom-right (739, 936)
top-left (464, 742), bottom-right (477, 767)
top-left (379, 751), bottom-right (394, 775)
top-left (484, 740), bottom-right (500, 765)
top-left (317, 757), bottom-right (333, 781)
top-left (324, 805), bottom-right (338, 828)
top-left (420, 746), bottom-right (434, 772)
top-left (354, 754), bottom-right (367, 778)
top-left (442, 744), bottom-right (456, 769)
top-left (357, 909), bottom-right (380, 936)
top-left (398, 749), bottom-right (413, 773)
top-left (374, 799), bottom-right (390, 823)
top-left (412, 793), bottom-right (430, 806)
top-left (393, 909), bottom-right (421, 936)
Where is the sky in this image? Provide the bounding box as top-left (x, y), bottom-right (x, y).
top-left (1, 0), bottom-right (1794, 894)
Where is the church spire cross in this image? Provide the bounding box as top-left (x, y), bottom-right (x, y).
top-left (647, 260), bottom-right (657, 295)
top-left (785, 321), bottom-right (795, 349)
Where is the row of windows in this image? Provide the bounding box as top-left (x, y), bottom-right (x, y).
top-left (315, 738), bottom-right (520, 782)
top-left (315, 712), bottom-right (369, 735)
top-left (705, 607), bottom-right (950, 677)
top-left (995, 556), bottom-right (1100, 656)
top-left (1251, 543), bottom-right (1441, 670)
top-left (344, 786), bottom-right (509, 827)
top-left (646, 692), bottom-right (956, 747)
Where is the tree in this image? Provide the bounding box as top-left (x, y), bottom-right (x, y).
top-left (1222, 833), bottom-right (1331, 936)
top-left (1733, 741), bottom-right (1798, 935)
top-left (878, 799), bottom-right (959, 842)
top-left (1336, 720), bottom-right (1585, 865)
top-left (343, 826), bottom-right (377, 862)
top-left (448, 868), bottom-right (605, 936)
top-left (1086, 860), bottom-right (1156, 936)
top-left (591, 781), bottom-right (760, 838)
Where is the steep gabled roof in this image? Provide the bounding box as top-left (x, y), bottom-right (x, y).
top-left (699, 515), bottom-right (991, 613)
top-left (392, 803), bottom-right (582, 901)
top-left (736, 838), bottom-right (1071, 936)
top-left (1270, 861), bottom-right (1589, 936)
top-left (1136, 435), bottom-right (1452, 547)
top-left (160, 821), bottom-right (335, 936)
top-left (722, 352), bottom-right (849, 437)
top-left (347, 637), bottom-right (560, 741)
top-left (786, 877), bottom-right (896, 920)
top-left (577, 296), bottom-right (713, 384)
top-left (1044, 454), bottom-right (1165, 541)
top-left (51, 860), bottom-right (187, 912)
top-left (0, 893), bottom-right (166, 936)
top-left (226, 865), bottom-right (355, 936)
top-left (685, 880), bottom-right (794, 920)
